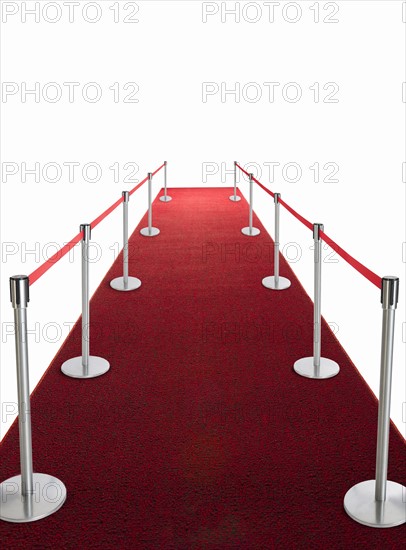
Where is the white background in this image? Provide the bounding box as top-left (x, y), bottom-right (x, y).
top-left (0, 1), bottom-right (405, 439)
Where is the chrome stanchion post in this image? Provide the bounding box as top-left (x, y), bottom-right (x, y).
top-left (110, 191), bottom-right (142, 292)
top-left (61, 224), bottom-right (110, 378)
top-left (160, 161), bottom-right (172, 202)
top-left (241, 172), bottom-right (260, 236)
top-left (229, 161), bottom-right (241, 202)
top-left (344, 277), bottom-right (405, 528)
top-left (140, 172), bottom-right (160, 237)
top-left (123, 192), bottom-right (129, 286)
top-left (294, 223), bottom-right (339, 379)
top-left (0, 276), bottom-right (67, 523)
top-left (262, 193), bottom-right (291, 290)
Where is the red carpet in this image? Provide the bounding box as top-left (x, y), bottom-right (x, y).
top-left (0, 188), bottom-right (404, 548)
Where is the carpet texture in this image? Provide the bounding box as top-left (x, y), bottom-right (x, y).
top-left (0, 187), bottom-right (404, 548)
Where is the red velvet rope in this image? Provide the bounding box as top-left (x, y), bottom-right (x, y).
top-left (29, 231), bottom-right (84, 285)
top-left (90, 196), bottom-right (124, 231)
top-left (129, 175), bottom-right (149, 197)
top-left (252, 176), bottom-right (275, 199)
top-left (127, 162), bottom-right (164, 199)
top-left (278, 197), bottom-right (313, 232)
top-left (235, 163), bottom-right (275, 198)
top-left (319, 230), bottom-right (381, 289)
top-left (29, 164), bottom-right (164, 285)
top-left (152, 162), bottom-right (165, 178)
top-left (235, 162), bottom-right (381, 289)
top-left (235, 163), bottom-right (251, 179)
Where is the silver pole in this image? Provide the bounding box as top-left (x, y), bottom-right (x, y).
top-left (122, 191), bottom-right (129, 289)
top-left (10, 276), bottom-right (33, 497)
top-left (241, 173), bottom-right (260, 236)
top-left (160, 161), bottom-right (172, 202)
top-left (81, 223), bottom-right (91, 373)
top-left (0, 276), bottom-right (67, 522)
top-left (248, 173), bottom-right (253, 232)
top-left (344, 276), bottom-right (405, 528)
top-left (293, 223), bottom-right (339, 379)
top-left (274, 193), bottom-right (280, 286)
top-left (164, 162), bottom-right (167, 199)
top-left (147, 173), bottom-right (152, 232)
top-left (110, 192), bottom-right (142, 291)
top-left (62, 225), bottom-right (110, 378)
top-left (375, 276), bottom-right (399, 501)
top-left (262, 193), bottom-right (291, 290)
top-left (313, 223), bottom-right (323, 371)
top-left (229, 161), bottom-right (241, 202)
top-left (141, 172), bottom-right (160, 236)
top-left (234, 161), bottom-right (237, 199)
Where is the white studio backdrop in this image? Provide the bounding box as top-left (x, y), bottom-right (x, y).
top-left (0, 1), bottom-right (405, 439)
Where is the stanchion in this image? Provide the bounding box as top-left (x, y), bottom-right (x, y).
top-left (344, 276), bottom-right (405, 527)
top-left (294, 223), bottom-right (339, 379)
top-left (229, 161), bottom-right (241, 202)
top-left (160, 161), bottom-right (172, 202)
top-left (61, 224), bottom-right (110, 378)
top-left (241, 173), bottom-right (260, 236)
top-left (262, 193), bottom-right (291, 290)
top-left (0, 276), bottom-right (67, 522)
top-left (140, 172), bottom-right (160, 237)
top-left (110, 191), bottom-right (142, 291)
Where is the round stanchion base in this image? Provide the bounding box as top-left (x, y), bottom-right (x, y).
top-left (293, 357), bottom-right (339, 379)
top-left (241, 227), bottom-right (260, 237)
top-left (140, 227), bottom-right (160, 237)
top-left (110, 276), bottom-right (142, 292)
top-left (344, 480), bottom-right (406, 528)
top-left (160, 195), bottom-right (172, 202)
top-left (61, 356), bottom-right (110, 379)
top-left (262, 276), bottom-right (291, 290)
top-left (0, 473), bottom-right (67, 523)
top-left (229, 195), bottom-right (241, 202)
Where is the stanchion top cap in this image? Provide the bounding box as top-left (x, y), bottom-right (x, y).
top-left (10, 275), bottom-right (29, 308)
top-left (381, 276), bottom-right (399, 308)
top-left (148, 172), bottom-right (152, 179)
top-left (313, 223), bottom-right (324, 239)
top-left (80, 224), bottom-right (91, 240)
